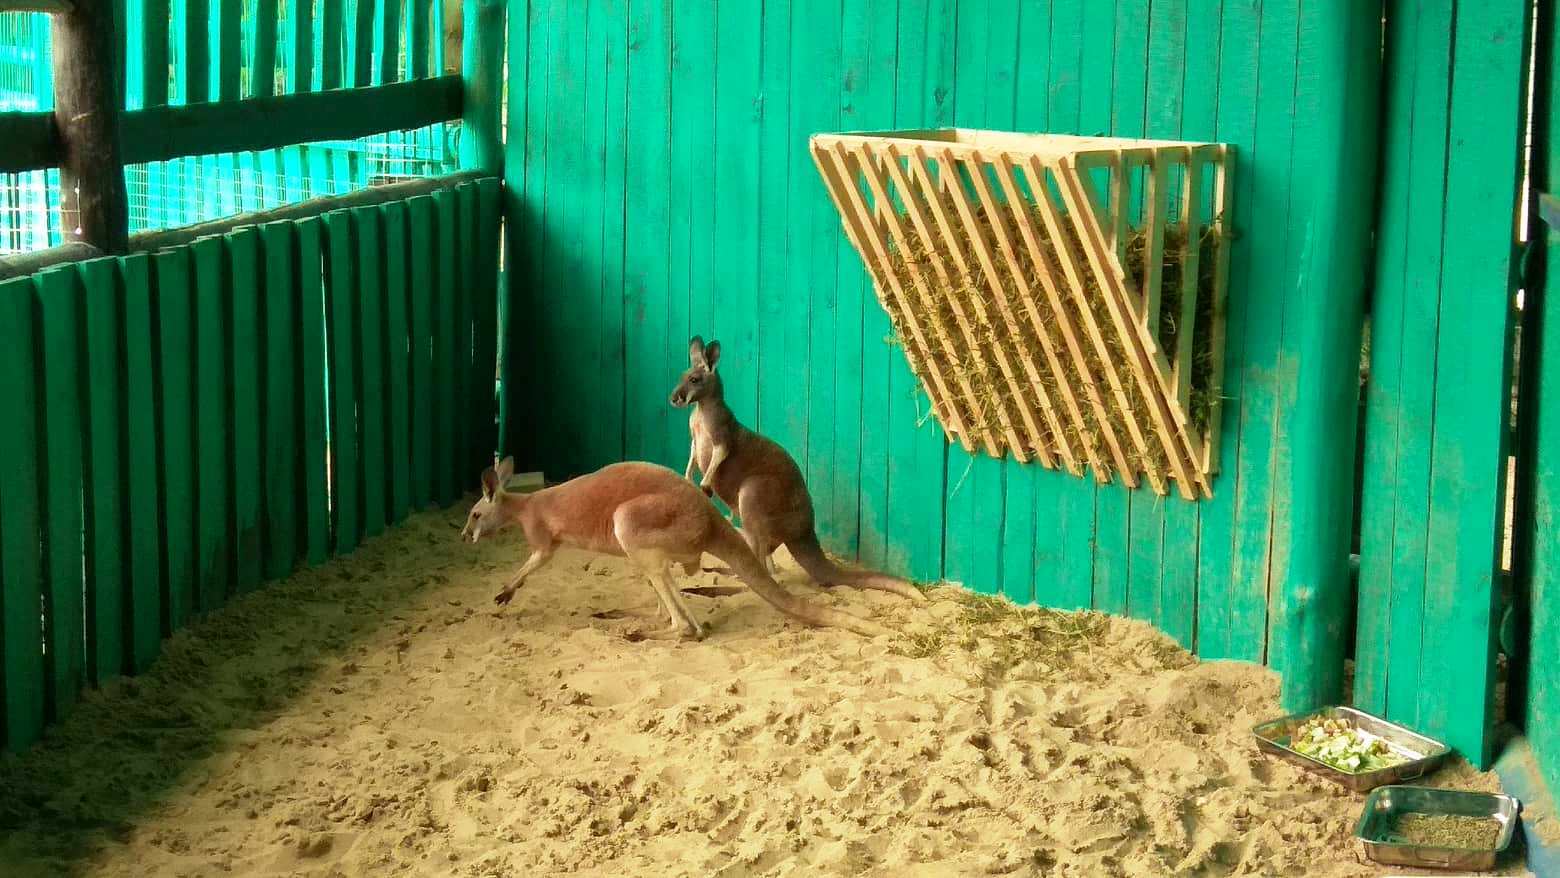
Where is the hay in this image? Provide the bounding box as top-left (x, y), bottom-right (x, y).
top-left (879, 184), bottom-right (1220, 486)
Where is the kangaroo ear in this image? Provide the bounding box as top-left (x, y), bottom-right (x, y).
top-left (480, 466), bottom-right (500, 500)
top-left (495, 456), bottom-right (515, 483)
top-left (688, 335), bottom-right (706, 367)
top-left (704, 339), bottom-right (721, 370)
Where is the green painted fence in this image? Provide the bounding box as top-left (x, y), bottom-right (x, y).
top-left (1354, 2), bottom-right (1531, 769)
top-left (0, 176), bottom-right (499, 752)
top-left (500, 0), bottom-right (1382, 711)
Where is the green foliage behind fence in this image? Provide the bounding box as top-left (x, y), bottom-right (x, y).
top-left (0, 176), bottom-right (499, 752)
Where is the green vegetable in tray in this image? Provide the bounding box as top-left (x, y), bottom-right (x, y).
top-left (1290, 716), bottom-right (1408, 773)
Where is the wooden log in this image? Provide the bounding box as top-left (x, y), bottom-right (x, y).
top-left (119, 76), bottom-right (464, 166)
top-left (459, 0), bottom-right (504, 173)
top-left (0, 243), bottom-right (103, 281)
top-left (128, 171), bottom-right (486, 251)
top-left (51, 0), bottom-right (131, 253)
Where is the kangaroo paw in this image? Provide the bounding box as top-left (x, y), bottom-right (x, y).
top-left (493, 589), bottom-right (517, 606)
top-left (679, 585), bottom-right (745, 599)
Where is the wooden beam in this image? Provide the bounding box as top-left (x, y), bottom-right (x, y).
top-left (119, 76), bottom-right (464, 165)
top-left (128, 171), bottom-right (487, 251)
top-left (52, 0), bottom-right (131, 253)
top-left (0, 243), bottom-right (103, 281)
top-left (0, 113), bottom-right (58, 173)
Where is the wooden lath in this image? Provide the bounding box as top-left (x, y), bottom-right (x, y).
top-left (810, 128), bottom-right (1233, 499)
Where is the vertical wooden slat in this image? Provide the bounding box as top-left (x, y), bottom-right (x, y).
top-left (286, 0), bottom-right (316, 92)
top-left (352, 206), bottom-right (388, 535)
top-left (452, 184), bottom-right (477, 486)
top-left (1174, 155), bottom-right (1203, 409)
top-left (354, 0), bottom-right (376, 87)
top-left (141, 0), bottom-right (169, 106)
top-left (182, 0), bottom-right (208, 103)
top-left (191, 237), bottom-right (231, 613)
top-left (0, 277), bottom-right (46, 749)
top-left (321, 0), bottom-right (345, 90)
top-left (153, 250), bottom-right (196, 631)
top-left (1139, 154), bottom-right (1168, 337)
top-left (470, 178), bottom-right (501, 467)
top-left (407, 194), bottom-right (435, 509)
top-left (36, 268), bottom-right (87, 719)
top-left (381, 203), bottom-right (412, 523)
top-left (408, 0), bottom-right (432, 80)
top-left (296, 218), bottom-right (331, 564)
top-left (227, 227), bottom-right (264, 590)
top-left (324, 210), bottom-right (362, 551)
top-left (119, 256), bottom-right (162, 669)
top-left (262, 222), bottom-right (301, 576)
top-left (216, 0), bottom-right (242, 100)
top-left (380, 0), bottom-right (405, 83)
top-left (432, 188), bottom-right (459, 502)
top-left (253, 0), bottom-right (279, 98)
top-left (80, 260), bottom-right (127, 682)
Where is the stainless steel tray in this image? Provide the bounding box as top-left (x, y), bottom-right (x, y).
top-left (1354, 785), bottom-right (1520, 871)
top-left (1251, 706), bottom-right (1450, 792)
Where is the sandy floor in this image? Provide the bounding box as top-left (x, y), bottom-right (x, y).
top-left (0, 503), bottom-right (1530, 877)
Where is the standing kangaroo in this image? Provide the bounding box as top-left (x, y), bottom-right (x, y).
top-left (670, 336), bottom-right (924, 601)
top-left (461, 456), bottom-right (886, 639)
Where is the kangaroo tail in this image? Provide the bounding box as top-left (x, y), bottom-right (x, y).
top-left (707, 527), bottom-right (887, 637)
top-left (787, 531), bottom-right (926, 601)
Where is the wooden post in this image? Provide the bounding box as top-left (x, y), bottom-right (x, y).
top-left (51, 0), bottom-right (130, 254)
top-left (459, 0), bottom-right (503, 174)
top-left (1273, 0), bottom-right (1384, 714)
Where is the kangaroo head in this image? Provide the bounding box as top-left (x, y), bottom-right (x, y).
top-left (669, 335), bottom-right (723, 408)
top-left (462, 456), bottom-right (517, 542)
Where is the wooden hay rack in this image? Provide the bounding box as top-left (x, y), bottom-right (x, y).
top-left (809, 129), bottom-right (1233, 500)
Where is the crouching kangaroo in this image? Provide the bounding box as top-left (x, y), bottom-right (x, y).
top-left (460, 456), bottom-right (887, 639)
top-left (669, 336), bottom-right (924, 602)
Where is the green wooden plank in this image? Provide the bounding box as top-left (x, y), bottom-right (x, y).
top-left (595, 3), bottom-right (628, 471)
top-left (432, 188), bottom-right (459, 502)
top-left (620, 0), bottom-right (665, 469)
top-left (142, 0), bottom-right (169, 106)
top-left (0, 276), bottom-right (46, 750)
top-left (407, 195), bottom-right (436, 508)
top-left (296, 218), bottom-right (331, 564)
top-left (1414, 0), bottom-right (1527, 766)
top-left (36, 268), bottom-right (87, 720)
top-left (286, 0), bottom-right (316, 93)
top-left (1226, 0), bottom-right (1300, 664)
top-left (324, 209), bottom-right (362, 550)
top-left (380, 202), bottom-right (412, 523)
top-left (190, 237), bottom-right (231, 613)
top-left (227, 227), bottom-right (265, 590)
top-left (408, 0), bottom-right (431, 80)
top-left (379, 0), bottom-right (404, 83)
top-left (321, 0), bottom-right (344, 89)
top-left (794, 0), bottom-right (840, 549)
top-left (472, 179), bottom-right (502, 468)
top-left (496, 0), bottom-right (530, 460)
top-left (574, 0), bottom-right (609, 476)
top-left (80, 260), bottom-right (127, 683)
top-left (152, 250), bottom-right (196, 633)
top-left (253, 0), bottom-right (279, 98)
top-left (181, 0), bottom-right (209, 103)
top-left (354, 0), bottom-right (376, 87)
top-left (352, 206), bottom-right (388, 534)
top-left (1193, 0), bottom-right (1261, 660)
top-left (119, 256), bottom-right (163, 670)
top-left (215, 0), bottom-right (241, 101)
top-left (261, 222), bottom-right (301, 577)
top-left (451, 184), bottom-right (476, 486)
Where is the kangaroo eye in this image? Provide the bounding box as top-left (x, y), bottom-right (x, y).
top-left (691, 375), bottom-right (703, 384)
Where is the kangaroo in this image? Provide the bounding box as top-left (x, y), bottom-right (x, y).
top-left (669, 336), bottom-right (925, 602)
top-left (461, 456), bottom-right (887, 639)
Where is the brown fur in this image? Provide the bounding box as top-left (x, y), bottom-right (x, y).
top-left (670, 336), bottom-right (925, 602)
top-left (461, 457), bottom-right (887, 639)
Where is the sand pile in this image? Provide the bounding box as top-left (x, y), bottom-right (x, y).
top-left (0, 503), bottom-right (1527, 877)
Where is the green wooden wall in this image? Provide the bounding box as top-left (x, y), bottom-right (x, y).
top-left (1354, 0), bottom-right (1531, 769)
top-left (500, 0), bottom-right (1381, 705)
top-left (0, 177), bottom-right (499, 752)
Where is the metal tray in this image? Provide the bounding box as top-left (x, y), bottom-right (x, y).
top-left (1354, 785), bottom-right (1520, 871)
top-left (1251, 706), bottom-right (1450, 792)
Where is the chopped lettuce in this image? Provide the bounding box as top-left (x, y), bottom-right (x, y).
top-left (1290, 717), bottom-right (1407, 773)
